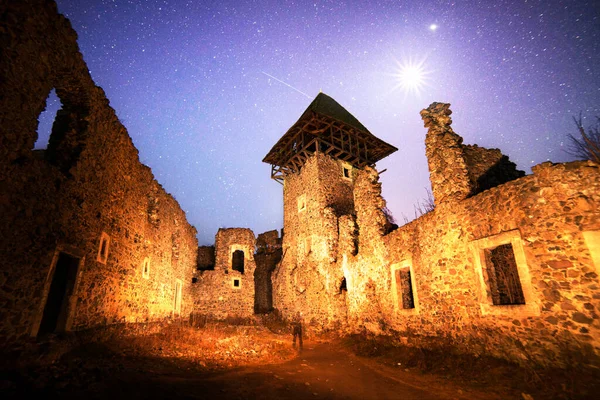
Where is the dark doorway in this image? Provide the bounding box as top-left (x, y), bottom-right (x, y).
top-left (232, 250), bottom-right (245, 274)
top-left (38, 253), bottom-right (80, 336)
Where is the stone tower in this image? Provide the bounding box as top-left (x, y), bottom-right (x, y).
top-left (262, 93), bottom-right (397, 319)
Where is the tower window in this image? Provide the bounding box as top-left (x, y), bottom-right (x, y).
top-left (232, 278), bottom-right (241, 289)
top-left (342, 163), bottom-right (352, 180)
top-left (297, 194), bottom-right (306, 212)
top-left (232, 250), bottom-right (245, 274)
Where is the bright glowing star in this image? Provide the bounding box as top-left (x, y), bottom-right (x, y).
top-left (391, 57), bottom-right (431, 96)
top-left (429, 24), bottom-right (438, 31)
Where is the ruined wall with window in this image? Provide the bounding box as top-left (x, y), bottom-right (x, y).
top-left (0, 0), bottom-right (197, 344)
top-left (345, 157), bottom-right (600, 368)
top-left (192, 228), bottom-right (257, 319)
top-left (272, 102), bottom-right (600, 368)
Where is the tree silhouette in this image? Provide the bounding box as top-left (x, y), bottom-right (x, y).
top-left (567, 115), bottom-right (600, 163)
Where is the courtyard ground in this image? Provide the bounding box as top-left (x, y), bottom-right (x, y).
top-left (0, 320), bottom-right (596, 399)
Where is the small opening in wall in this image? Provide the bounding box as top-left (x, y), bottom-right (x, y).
top-left (395, 268), bottom-right (415, 309)
top-left (233, 278), bottom-right (240, 288)
top-left (232, 250), bottom-right (245, 274)
top-left (298, 194), bottom-right (306, 212)
top-left (97, 232), bottom-right (110, 264)
top-left (484, 243), bottom-right (526, 305)
top-left (173, 280), bottom-right (182, 316)
top-left (35, 89), bottom-right (63, 150)
top-left (142, 258), bottom-right (150, 279)
top-left (339, 277), bottom-right (347, 293)
top-left (192, 277), bottom-right (198, 284)
top-left (343, 167), bottom-right (350, 179)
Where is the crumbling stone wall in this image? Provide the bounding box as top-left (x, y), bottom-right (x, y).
top-left (272, 103), bottom-right (600, 368)
top-left (197, 246), bottom-right (216, 270)
top-left (192, 228), bottom-right (256, 319)
top-left (346, 157), bottom-right (600, 368)
top-left (421, 102), bottom-right (524, 204)
top-left (0, 0), bottom-right (197, 344)
top-left (462, 144), bottom-right (525, 194)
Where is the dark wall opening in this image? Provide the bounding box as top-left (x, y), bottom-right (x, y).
top-left (339, 277), bottom-right (347, 293)
top-left (232, 250), bottom-right (245, 274)
top-left (395, 268), bottom-right (415, 309)
top-left (253, 244), bottom-right (283, 314)
top-left (485, 244), bottom-right (525, 305)
top-left (34, 88), bottom-right (63, 150)
top-left (38, 252), bottom-right (79, 336)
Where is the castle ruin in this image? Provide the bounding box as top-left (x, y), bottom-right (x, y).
top-left (1, 0), bottom-right (599, 370)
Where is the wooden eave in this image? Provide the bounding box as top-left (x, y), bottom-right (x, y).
top-left (263, 111), bottom-right (397, 182)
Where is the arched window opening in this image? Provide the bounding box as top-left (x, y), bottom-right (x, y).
top-left (35, 89), bottom-right (63, 150)
top-left (232, 250), bottom-right (245, 274)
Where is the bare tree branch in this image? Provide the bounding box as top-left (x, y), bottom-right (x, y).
top-left (567, 115), bottom-right (600, 163)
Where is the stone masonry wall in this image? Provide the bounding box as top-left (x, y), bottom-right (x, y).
top-left (462, 144), bottom-right (525, 195)
top-left (192, 228), bottom-right (256, 319)
top-left (272, 153), bottom-right (353, 327)
top-left (0, 0), bottom-right (197, 344)
top-left (273, 104), bottom-right (600, 368)
top-left (421, 102), bottom-right (524, 204)
top-left (345, 159), bottom-right (600, 368)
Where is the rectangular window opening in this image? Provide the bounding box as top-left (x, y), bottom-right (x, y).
top-left (96, 232), bottom-right (110, 264)
top-left (232, 250), bottom-right (245, 274)
top-left (484, 243), bottom-right (525, 305)
top-left (395, 268), bottom-right (415, 309)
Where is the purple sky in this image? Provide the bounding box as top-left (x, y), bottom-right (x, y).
top-left (37, 0), bottom-right (599, 245)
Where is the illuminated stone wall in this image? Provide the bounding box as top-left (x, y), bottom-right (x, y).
top-left (345, 158), bottom-right (600, 368)
top-left (0, 0), bottom-right (197, 344)
top-left (272, 153), bottom-right (353, 327)
top-left (192, 228), bottom-right (257, 319)
top-left (272, 103), bottom-right (600, 368)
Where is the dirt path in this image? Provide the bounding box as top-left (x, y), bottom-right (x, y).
top-left (56, 340), bottom-right (497, 400)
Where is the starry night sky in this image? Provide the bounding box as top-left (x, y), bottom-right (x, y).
top-left (36, 0), bottom-right (599, 245)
